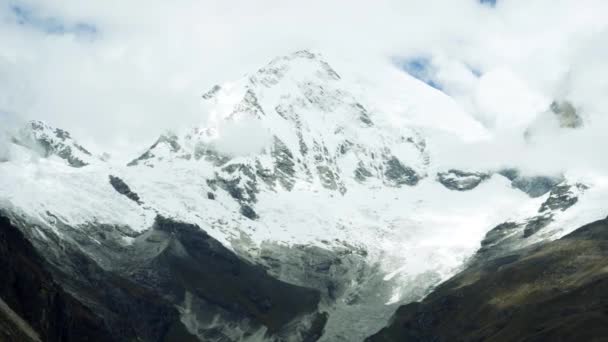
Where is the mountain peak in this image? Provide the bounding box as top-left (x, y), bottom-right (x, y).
top-left (137, 50), bottom-right (430, 195)
top-left (248, 50), bottom-right (340, 89)
top-left (202, 50), bottom-right (339, 101)
top-left (265, 50), bottom-right (327, 68)
top-left (13, 120), bottom-right (98, 167)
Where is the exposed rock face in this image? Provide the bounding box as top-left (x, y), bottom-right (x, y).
top-left (551, 100), bottom-right (582, 128)
top-left (522, 183), bottom-right (588, 238)
top-left (498, 168), bottom-right (563, 198)
top-left (0, 214), bottom-right (113, 342)
top-left (2, 210), bottom-right (326, 342)
top-left (539, 183), bottom-right (587, 213)
top-left (109, 175), bottom-right (142, 204)
top-left (6, 212), bottom-right (198, 342)
top-left (354, 162), bottom-right (373, 182)
top-left (272, 137), bottom-right (297, 191)
top-left (202, 84), bottom-right (221, 99)
top-left (128, 133), bottom-right (184, 166)
top-left (13, 121), bottom-right (96, 167)
top-left (479, 221), bottom-right (519, 255)
top-left (240, 204), bottom-right (258, 220)
top-left (383, 156), bottom-right (420, 187)
top-left (478, 182), bottom-right (588, 259)
top-left (254, 242), bottom-right (400, 342)
top-left (522, 214), bottom-right (553, 238)
top-left (126, 51), bottom-right (428, 196)
top-left (436, 169), bottom-right (490, 191)
top-left (125, 216), bottom-right (323, 340)
top-left (368, 218), bottom-right (608, 342)
top-left (523, 100), bottom-right (583, 142)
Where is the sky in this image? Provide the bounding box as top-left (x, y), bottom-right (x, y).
top-left (0, 0), bottom-right (607, 169)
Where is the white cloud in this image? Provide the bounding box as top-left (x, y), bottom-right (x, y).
top-left (0, 131), bottom-right (8, 161)
top-left (209, 115), bottom-right (273, 158)
top-left (0, 0), bottom-right (607, 173)
top-left (474, 68), bottom-right (549, 130)
top-left (0, 113), bottom-right (24, 161)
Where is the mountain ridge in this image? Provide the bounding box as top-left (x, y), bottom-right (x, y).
top-left (1, 50), bottom-right (607, 341)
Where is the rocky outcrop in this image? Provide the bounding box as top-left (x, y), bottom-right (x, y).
top-left (126, 216), bottom-right (322, 338)
top-left (522, 182), bottom-right (587, 238)
top-left (0, 214), bottom-right (113, 342)
top-left (2, 211), bottom-right (326, 342)
top-left (478, 182), bottom-right (587, 259)
top-left (498, 168), bottom-right (563, 198)
top-left (231, 89), bottom-right (266, 118)
top-left (206, 162), bottom-right (262, 219)
top-left (6, 212), bottom-right (197, 342)
top-left (254, 242), bottom-right (399, 342)
top-left (109, 175), bottom-right (142, 204)
top-left (368, 217), bottom-right (608, 342)
top-left (437, 169), bottom-right (490, 191)
top-left (272, 137), bottom-right (297, 191)
top-left (354, 161), bottom-right (374, 182)
top-left (13, 121), bottom-right (96, 167)
top-left (202, 84), bottom-right (221, 100)
top-left (539, 183), bottom-right (587, 213)
top-left (383, 156), bottom-right (420, 187)
top-left (127, 133), bottom-right (184, 166)
top-left (522, 214), bottom-right (553, 238)
top-left (551, 100), bottom-right (582, 128)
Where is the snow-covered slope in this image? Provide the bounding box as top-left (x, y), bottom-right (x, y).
top-left (10, 120), bottom-right (100, 167)
top-left (1, 51), bottom-right (606, 341)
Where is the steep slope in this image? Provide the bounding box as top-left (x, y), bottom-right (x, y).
top-left (0, 214), bottom-right (113, 342)
top-left (2, 208), bottom-right (325, 341)
top-left (129, 50), bottom-right (431, 194)
top-left (367, 217), bottom-right (608, 342)
top-left (11, 120), bottom-right (100, 167)
top-left (124, 216), bottom-right (325, 340)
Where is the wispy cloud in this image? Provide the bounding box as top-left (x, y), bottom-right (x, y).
top-left (479, 0), bottom-right (496, 7)
top-left (7, 2), bottom-right (97, 38)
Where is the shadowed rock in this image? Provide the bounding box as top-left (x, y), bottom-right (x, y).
top-left (367, 218), bottom-right (608, 342)
top-left (2, 211), bottom-right (327, 341)
top-left (125, 216), bottom-right (323, 339)
top-left (109, 175), bottom-right (141, 204)
top-left (127, 133), bottom-right (182, 166)
top-left (0, 215), bottom-right (113, 342)
top-left (13, 121), bottom-right (93, 168)
top-left (437, 169), bottom-right (490, 191)
top-left (384, 156), bottom-right (420, 187)
top-left (539, 183), bottom-right (587, 213)
top-left (498, 168), bottom-right (563, 198)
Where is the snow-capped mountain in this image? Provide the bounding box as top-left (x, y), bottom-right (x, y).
top-left (1, 51), bottom-right (607, 341)
top-left (12, 120), bottom-right (100, 167)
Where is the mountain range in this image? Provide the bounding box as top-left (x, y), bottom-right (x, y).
top-left (0, 50), bottom-right (606, 341)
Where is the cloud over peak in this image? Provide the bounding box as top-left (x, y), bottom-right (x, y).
top-left (0, 0), bottom-right (606, 170)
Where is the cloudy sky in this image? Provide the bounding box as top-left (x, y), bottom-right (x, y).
top-left (1, 0), bottom-right (607, 167)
